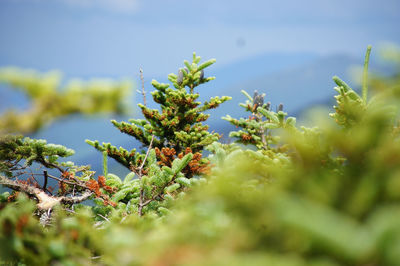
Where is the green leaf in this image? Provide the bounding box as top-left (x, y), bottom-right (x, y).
top-left (164, 183), bottom-right (180, 193)
top-left (258, 107), bottom-right (279, 123)
top-left (102, 151), bottom-right (108, 177)
top-left (241, 90), bottom-right (253, 101)
top-left (346, 90), bottom-right (362, 101)
top-left (171, 153), bottom-right (193, 174)
top-left (106, 173), bottom-right (122, 184)
top-left (184, 60), bottom-right (192, 71)
top-left (123, 172), bottom-right (136, 184)
top-left (147, 149), bottom-right (157, 167)
top-left (333, 76), bottom-right (352, 92)
top-left (0, 192), bottom-right (10, 202)
top-left (176, 177), bottom-right (191, 187)
top-left (112, 187), bottom-right (132, 202)
top-left (198, 59), bottom-right (216, 71)
top-left (286, 117), bottom-right (296, 126)
top-left (263, 123), bottom-right (280, 129)
top-left (162, 166), bottom-right (174, 175)
top-left (158, 207), bottom-right (172, 216)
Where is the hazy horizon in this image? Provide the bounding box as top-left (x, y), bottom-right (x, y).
top-left (1, 0), bottom-right (399, 78)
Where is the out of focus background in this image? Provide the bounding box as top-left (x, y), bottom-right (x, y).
top-left (1, 0), bottom-right (399, 175)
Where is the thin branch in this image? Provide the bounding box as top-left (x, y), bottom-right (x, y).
top-left (97, 213), bottom-right (111, 223)
top-left (138, 193), bottom-right (146, 216)
top-left (256, 113), bottom-right (268, 150)
top-left (138, 135), bottom-right (155, 178)
top-left (120, 215), bottom-right (128, 223)
top-left (37, 158), bottom-right (65, 173)
top-left (9, 161), bottom-right (27, 172)
top-left (43, 170), bottom-right (48, 192)
top-left (60, 190), bottom-right (92, 205)
top-left (142, 198), bottom-right (154, 207)
top-left (0, 174), bottom-right (39, 197)
top-left (141, 172), bottom-right (178, 208)
top-left (47, 174), bottom-right (89, 189)
top-left (138, 135), bottom-right (155, 217)
top-left (65, 208), bottom-right (76, 214)
top-left (28, 171), bottom-right (40, 187)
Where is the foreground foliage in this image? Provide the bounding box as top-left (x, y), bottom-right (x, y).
top-left (1, 47), bottom-right (400, 265)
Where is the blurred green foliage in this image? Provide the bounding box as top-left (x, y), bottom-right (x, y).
top-left (0, 67), bottom-right (133, 134)
top-left (1, 47), bottom-right (400, 265)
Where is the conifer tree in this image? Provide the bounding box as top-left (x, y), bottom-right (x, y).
top-left (86, 53), bottom-right (230, 216)
top-left (87, 53), bottom-right (231, 177)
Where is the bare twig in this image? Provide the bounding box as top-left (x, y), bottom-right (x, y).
top-left (65, 208), bottom-right (76, 214)
top-left (139, 68), bottom-right (147, 107)
top-left (120, 215), bottom-right (128, 223)
top-left (138, 135), bottom-right (155, 216)
top-left (47, 174), bottom-right (88, 189)
top-left (9, 161), bottom-right (27, 172)
top-left (138, 135), bottom-right (155, 178)
top-left (97, 213), bottom-right (111, 223)
top-left (29, 171), bottom-right (40, 187)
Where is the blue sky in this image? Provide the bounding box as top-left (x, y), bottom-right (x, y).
top-left (0, 0), bottom-right (399, 77)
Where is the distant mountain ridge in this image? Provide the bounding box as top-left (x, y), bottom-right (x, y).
top-left (215, 53), bottom-right (361, 116)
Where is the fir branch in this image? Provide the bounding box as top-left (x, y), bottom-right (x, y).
top-left (59, 191), bottom-right (92, 205)
top-left (0, 174), bottom-right (92, 210)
